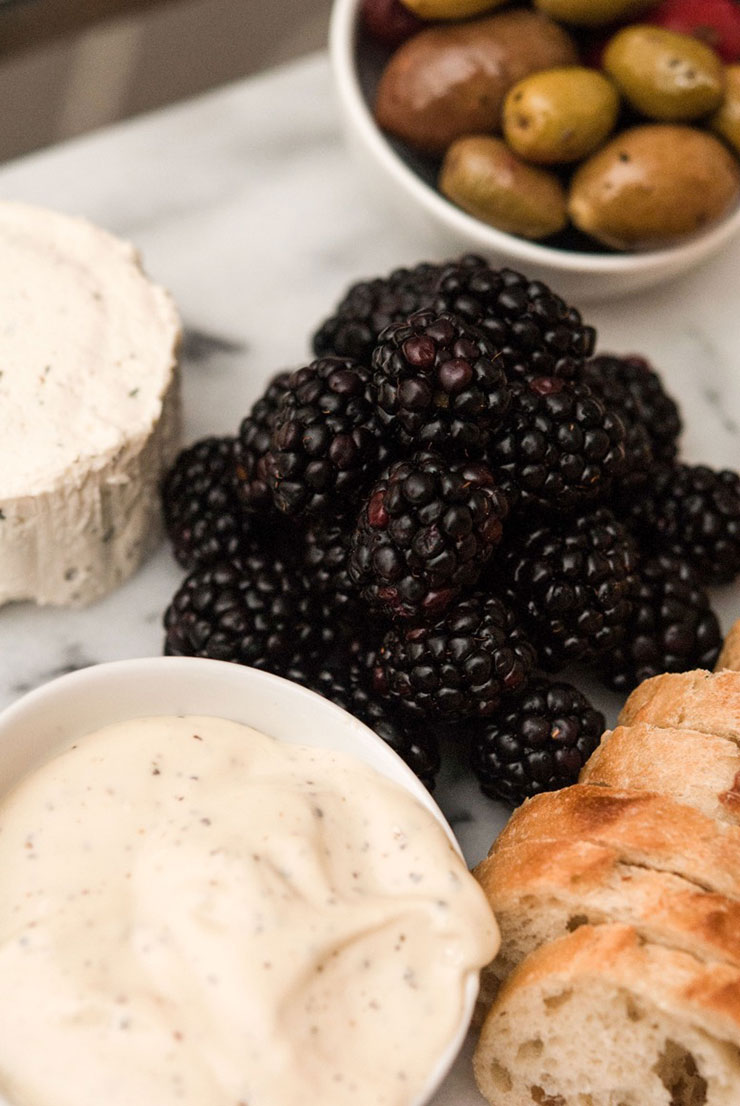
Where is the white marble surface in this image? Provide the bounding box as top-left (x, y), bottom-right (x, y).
top-left (0, 50), bottom-right (739, 1106)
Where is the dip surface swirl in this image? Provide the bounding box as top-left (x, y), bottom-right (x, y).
top-left (0, 715), bottom-right (498, 1106)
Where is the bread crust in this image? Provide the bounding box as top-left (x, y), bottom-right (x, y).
top-left (476, 784), bottom-right (740, 900)
top-left (717, 621), bottom-right (740, 672)
top-left (618, 669), bottom-right (740, 744)
top-left (581, 723), bottom-right (740, 826)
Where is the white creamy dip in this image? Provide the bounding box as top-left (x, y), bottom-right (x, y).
top-left (0, 715), bottom-right (498, 1106)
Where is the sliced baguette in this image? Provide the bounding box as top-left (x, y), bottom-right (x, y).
top-left (717, 622), bottom-right (740, 672)
top-left (618, 670), bottom-right (740, 743)
top-left (475, 834), bottom-right (740, 1000)
top-left (478, 784), bottom-right (740, 900)
top-left (474, 923), bottom-right (740, 1106)
top-left (580, 724), bottom-right (740, 826)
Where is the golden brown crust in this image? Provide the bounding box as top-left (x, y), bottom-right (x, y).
top-left (479, 923), bottom-right (740, 1047)
top-left (477, 834), bottom-right (740, 969)
top-left (717, 620), bottom-right (740, 672)
top-left (475, 784), bottom-right (740, 900)
top-left (581, 724), bottom-right (740, 826)
top-left (618, 669), bottom-right (740, 743)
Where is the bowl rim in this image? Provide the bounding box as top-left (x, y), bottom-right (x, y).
top-left (329, 0), bottom-right (740, 273)
top-left (0, 656), bottom-right (484, 1106)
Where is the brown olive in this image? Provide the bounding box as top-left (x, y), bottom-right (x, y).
top-left (603, 25), bottom-right (725, 122)
top-left (401, 0), bottom-right (507, 18)
top-left (503, 67), bottom-right (620, 164)
top-left (533, 0), bottom-right (653, 26)
top-left (440, 135), bottom-right (568, 238)
top-left (710, 65), bottom-right (740, 156)
top-left (374, 10), bottom-right (578, 155)
top-left (568, 124), bottom-right (740, 249)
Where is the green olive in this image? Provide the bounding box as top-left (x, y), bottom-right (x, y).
top-left (710, 65), bottom-right (740, 156)
top-left (503, 67), bottom-right (619, 164)
top-left (533, 0), bottom-right (653, 26)
top-left (603, 25), bottom-right (725, 122)
top-left (568, 125), bottom-right (740, 249)
top-left (439, 135), bottom-right (567, 239)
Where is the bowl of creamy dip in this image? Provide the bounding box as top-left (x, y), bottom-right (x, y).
top-left (0, 657), bottom-right (498, 1106)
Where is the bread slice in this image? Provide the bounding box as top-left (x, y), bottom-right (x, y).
top-left (474, 923), bottom-right (740, 1106)
top-left (478, 784), bottom-right (740, 901)
top-left (476, 834), bottom-right (740, 995)
top-left (618, 670), bottom-right (740, 744)
top-left (717, 621), bottom-right (740, 672)
top-left (581, 724), bottom-right (740, 826)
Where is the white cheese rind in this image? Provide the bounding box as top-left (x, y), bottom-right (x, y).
top-left (0, 202), bottom-right (182, 607)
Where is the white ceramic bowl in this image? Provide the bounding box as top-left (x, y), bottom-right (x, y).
top-left (330, 0), bottom-right (740, 302)
top-left (0, 656), bottom-right (479, 1106)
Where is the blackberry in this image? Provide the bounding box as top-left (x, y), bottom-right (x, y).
top-left (234, 370), bottom-right (291, 512)
top-left (487, 375), bottom-right (626, 514)
top-left (501, 507), bottom-right (638, 671)
top-left (371, 309), bottom-right (511, 455)
top-left (348, 452), bottom-right (508, 621)
top-left (266, 357), bottom-right (391, 517)
top-left (598, 553), bottom-right (722, 693)
top-left (163, 555), bottom-right (322, 675)
top-left (433, 261), bottom-right (596, 381)
top-left (470, 676), bottom-right (605, 806)
top-left (302, 661), bottom-right (440, 789)
top-left (373, 593), bottom-right (537, 721)
top-left (312, 261), bottom-right (441, 363)
top-left (161, 436), bottom-right (252, 570)
top-left (622, 463), bottom-right (740, 585)
top-left (301, 521), bottom-right (362, 626)
top-left (582, 353), bottom-right (682, 482)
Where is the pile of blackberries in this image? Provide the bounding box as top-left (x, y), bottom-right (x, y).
top-left (162, 255), bottom-right (735, 804)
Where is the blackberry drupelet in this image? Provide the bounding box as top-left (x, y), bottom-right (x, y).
top-left (312, 261), bottom-right (441, 363)
top-left (598, 553), bottom-right (722, 693)
top-left (348, 452), bottom-right (509, 621)
top-left (161, 436), bottom-right (251, 570)
top-left (234, 370), bottom-right (292, 512)
top-left (470, 676), bottom-right (605, 806)
top-left (163, 554), bottom-right (321, 675)
top-left (583, 353), bottom-right (682, 476)
top-left (487, 375), bottom-right (626, 514)
top-left (622, 463), bottom-right (740, 585)
top-left (266, 357), bottom-right (392, 517)
top-left (371, 310), bottom-right (511, 455)
top-left (501, 507), bottom-right (638, 671)
top-left (373, 593), bottom-right (537, 721)
top-left (301, 660), bottom-right (441, 789)
top-left (433, 261), bottom-right (596, 381)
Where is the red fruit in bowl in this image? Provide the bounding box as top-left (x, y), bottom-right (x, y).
top-left (361, 0), bottom-right (426, 48)
top-left (645, 0), bottom-right (740, 62)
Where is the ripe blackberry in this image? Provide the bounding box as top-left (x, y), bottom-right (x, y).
top-left (487, 375), bottom-right (626, 514)
top-left (348, 452), bottom-right (509, 621)
top-left (583, 353), bottom-right (682, 471)
top-left (373, 593), bottom-right (537, 721)
top-left (161, 436), bottom-right (252, 570)
top-left (623, 463), bottom-right (740, 585)
top-left (598, 553), bottom-right (722, 693)
top-left (266, 357), bottom-right (392, 517)
top-left (371, 309), bottom-right (511, 455)
top-left (433, 261), bottom-right (596, 381)
top-left (163, 555), bottom-right (321, 674)
top-left (301, 521), bottom-right (362, 626)
top-left (312, 261), bottom-right (441, 363)
top-left (502, 507), bottom-right (638, 671)
top-left (234, 370), bottom-right (291, 512)
top-left (470, 676), bottom-right (605, 806)
top-left (303, 661), bottom-right (441, 789)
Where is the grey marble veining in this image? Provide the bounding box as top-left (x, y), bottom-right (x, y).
top-left (0, 51), bottom-right (739, 1106)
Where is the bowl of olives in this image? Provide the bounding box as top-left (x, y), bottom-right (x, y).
top-left (330, 0), bottom-right (740, 299)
